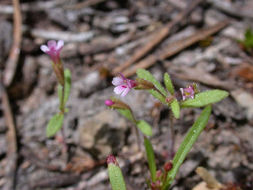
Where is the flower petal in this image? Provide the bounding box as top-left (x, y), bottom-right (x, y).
top-left (121, 87), bottom-right (130, 97)
top-left (114, 85), bottom-right (126, 95)
top-left (56, 40), bottom-right (64, 50)
top-left (47, 40), bottom-right (57, 49)
top-left (112, 77), bottom-right (123, 86)
top-left (40, 45), bottom-right (49, 53)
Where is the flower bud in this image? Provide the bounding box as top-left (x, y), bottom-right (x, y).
top-left (105, 99), bottom-right (115, 106)
top-left (164, 161), bottom-right (173, 172)
top-left (107, 155), bottom-right (118, 166)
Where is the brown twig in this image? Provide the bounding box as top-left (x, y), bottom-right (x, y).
top-left (122, 20), bottom-right (229, 77)
top-left (3, 0), bottom-right (22, 87)
top-left (112, 0), bottom-right (203, 75)
top-left (65, 0), bottom-right (106, 10)
top-left (0, 82), bottom-right (18, 190)
top-left (79, 27), bottom-right (136, 55)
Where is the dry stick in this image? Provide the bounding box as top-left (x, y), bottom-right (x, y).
top-left (112, 0), bottom-right (203, 75)
top-left (122, 20), bottom-right (229, 77)
top-left (65, 0), bottom-right (106, 9)
top-left (4, 0), bottom-right (22, 87)
top-left (0, 83), bottom-right (18, 190)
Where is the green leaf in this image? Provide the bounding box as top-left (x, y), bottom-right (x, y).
top-left (144, 137), bottom-right (157, 182)
top-left (136, 120), bottom-right (152, 137)
top-left (164, 73), bottom-right (174, 94)
top-left (164, 105), bottom-right (212, 189)
top-left (170, 99), bottom-right (180, 119)
top-left (63, 69), bottom-right (71, 105)
top-left (108, 163), bottom-right (127, 190)
top-left (57, 69), bottom-right (72, 107)
top-left (118, 109), bottom-right (136, 123)
top-left (137, 69), bottom-right (167, 96)
top-left (148, 89), bottom-right (166, 104)
top-left (46, 113), bottom-right (64, 137)
top-left (181, 90), bottom-right (228, 108)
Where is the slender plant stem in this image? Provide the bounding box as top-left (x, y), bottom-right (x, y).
top-left (133, 123), bottom-right (142, 151)
top-left (60, 84), bottom-right (65, 114)
top-left (169, 110), bottom-right (175, 160)
top-left (59, 80), bottom-right (68, 153)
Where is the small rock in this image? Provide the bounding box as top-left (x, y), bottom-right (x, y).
top-left (78, 110), bottom-right (127, 159)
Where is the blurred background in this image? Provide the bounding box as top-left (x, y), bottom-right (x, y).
top-left (0, 0), bottom-right (252, 189)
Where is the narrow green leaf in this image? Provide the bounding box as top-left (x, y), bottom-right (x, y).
top-left (144, 137), bottom-right (157, 182)
top-left (148, 89), bottom-right (166, 104)
top-left (164, 73), bottom-right (174, 94)
top-left (46, 113), bottom-right (64, 137)
top-left (63, 69), bottom-right (71, 105)
top-left (57, 69), bottom-right (72, 107)
top-left (118, 109), bottom-right (136, 123)
top-left (108, 163), bottom-right (127, 190)
top-left (57, 84), bottom-right (63, 104)
top-left (170, 99), bottom-right (180, 119)
top-left (164, 105), bottom-right (212, 188)
top-left (181, 90), bottom-right (228, 108)
top-left (137, 69), bottom-right (167, 96)
top-left (136, 120), bottom-right (152, 137)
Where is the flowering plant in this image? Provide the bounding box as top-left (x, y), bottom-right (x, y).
top-left (40, 40), bottom-right (71, 139)
top-left (105, 69), bottom-right (228, 190)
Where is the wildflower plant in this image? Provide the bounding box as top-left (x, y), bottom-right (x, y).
top-left (40, 40), bottom-right (71, 138)
top-left (105, 69), bottom-right (228, 190)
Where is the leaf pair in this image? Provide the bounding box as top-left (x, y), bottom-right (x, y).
top-left (137, 69), bottom-right (180, 119)
top-left (136, 69), bottom-right (229, 119)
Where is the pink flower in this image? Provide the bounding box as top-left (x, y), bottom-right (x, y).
top-left (40, 40), bottom-right (64, 63)
top-left (180, 85), bottom-right (195, 101)
top-left (105, 99), bottom-right (115, 106)
top-left (112, 73), bottom-right (136, 97)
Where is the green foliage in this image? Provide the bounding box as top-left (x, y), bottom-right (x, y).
top-left (163, 105), bottom-right (212, 189)
top-left (149, 89), bottom-right (166, 104)
top-left (63, 69), bottom-right (71, 105)
top-left (181, 90), bottom-right (228, 108)
top-left (46, 113), bottom-right (64, 137)
top-left (137, 69), bottom-right (167, 96)
top-left (58, 69), bottom-right (72, 107)
top-left (136, 120), bottom-right (152, 137)
top-left (170, 99), bottom-right (180, 119)
top-left (118, 109), bottom-right (136, 123)
top-left (108, 163), bottom-right (127, 190)
top-left (144, 137), bottom-right (157, 182)
top-left (164, 73), bottom-right (174, 95)
top-left (239, 28), bottom-right (253, 50)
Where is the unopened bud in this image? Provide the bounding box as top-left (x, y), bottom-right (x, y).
top-left (107, 155), bottom-right (118, 166)
top-left (105, 99), bottom-right (115, 106)
top-left (164, 161), bottom-right (173, 172)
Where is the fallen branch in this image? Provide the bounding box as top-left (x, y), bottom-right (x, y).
top-left (4, 0), bottom-right (22, 87)
top-left (31, 29), bottom-right (94, 42)
top-left (112, 0), bottom-right (203, 74)
top-left (122, 20), bottom-right (229, 77)
top-left (0, 82), bottom-right (18, 190)
top-left (64, 0), bottom-right (107, 10)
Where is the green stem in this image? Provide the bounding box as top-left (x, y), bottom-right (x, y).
top-left (59, 84), bottom-right (65, 113)
top-left (169, 110), bottom-right (175, 159)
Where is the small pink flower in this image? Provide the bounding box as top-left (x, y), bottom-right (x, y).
top-left (40, 40), bottom-right (64, 63)
top-left (105, 99), bottom-right (114, 106)
top-left (180, 85), bottom-right (195, 101)
top-left (112, 73), bottom-right (136, 97)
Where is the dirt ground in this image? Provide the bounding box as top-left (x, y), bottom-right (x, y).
top-left (0, 0), bottom-right (253, 190)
